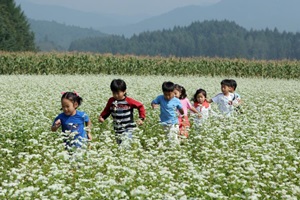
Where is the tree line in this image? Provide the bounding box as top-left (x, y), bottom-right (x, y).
top-left (69, 20), bottom-right (300, 60)
top-left (0, 0), bottom-right (35, 51)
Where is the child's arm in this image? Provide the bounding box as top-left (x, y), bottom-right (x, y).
top-left (151, 95), bottom-right (160, 109)
top-left (189, 106), bottom-right (202, 118)
top-left (206, 98), bottom-right (213, 103)
top-left (98, 116), bottom-right (105, 123)
top-left (51, 119), bottom-right (61, 132)
top-left (86, 120), bottom-right (92, 140)
top-left (189, 106), bottom-right (199, 114)
top-left (178, 108), bottom-right (184, 116)
top-left (98, 98), bottom-right (114, 123)
top-left (151, 103), bottom-right (159, 109)
top-left (128, 97), bottom-right (146, 125)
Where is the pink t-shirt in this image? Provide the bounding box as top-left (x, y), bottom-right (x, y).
top-left (179, 98), bottom-right (193, 116)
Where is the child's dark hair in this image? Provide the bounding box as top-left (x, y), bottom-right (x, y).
top-left (110, 79), bottom-right (127, 92)
top-left (230, 79), bottom-right (237, 90)
top-left (193, 88), bottom-right (207, 103)
top-left (61, 91), bottom-right (83, 107)
top-left (221, 79), bottom-right (231, 87)
top-left (174, 84), bottom-right (187, 99)
top-left (162, 81), bottom-right (175, 92)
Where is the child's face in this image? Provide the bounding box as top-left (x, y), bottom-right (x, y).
top-left (61, 98), bottom-right (77, 116)
top-left (196, 93), bottom-right (206, 104)
top-left (163, 91), bottom-right (175, 101)
top-left (174, 89), bottom-right (181, 99)
top-left (112, 90), bottom-right (126, 100)
top-left (221, 84), bottom-right (230, 95)
top-left (229, 86), bottom-right (235, 93)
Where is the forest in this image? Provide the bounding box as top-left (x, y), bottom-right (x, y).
top-left (69, 20), bottom-right (300, 60)
top-left (0, 0), bottom-right (35, 51)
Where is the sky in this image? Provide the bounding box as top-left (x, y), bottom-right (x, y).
top-left (24, 0), bottom-right (221, 16)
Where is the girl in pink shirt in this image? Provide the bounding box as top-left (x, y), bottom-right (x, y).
top-left (174, 84), bottom-right (200, 138)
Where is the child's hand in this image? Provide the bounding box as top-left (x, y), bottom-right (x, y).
top-left (87, 133), bottom-right (92, 141)
top-left (136, 119), bottom-right (144, 126)
top-left (151, 104), bottom-right (159, 109)
top-left (98, 116), bottom-right (105, 123)
top-left (197, 113), bottom-right (202, 118)
top-left (54, 119), bottom-right (61, 127)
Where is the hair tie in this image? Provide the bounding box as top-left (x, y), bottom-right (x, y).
top-left (73, 91), bottom-right (79, 96)
top-left (61, 92), bottom-right (66, 95)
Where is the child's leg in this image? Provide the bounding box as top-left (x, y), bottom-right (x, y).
top-left (115, 129), bottom-right (133, 145)
top-left (163, 124), bottom-right (179, 143)
top-left (179, 116), bottom-right (190, 138)
top-left (115, 133), bottom-right (122, 145)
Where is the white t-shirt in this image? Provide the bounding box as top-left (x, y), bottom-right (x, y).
top-left (212, 93), bottom-right (235, 115)
top-left (195, 104), bottom-right (211, 120)
top-left (194, 103), bottom-right (211, 125)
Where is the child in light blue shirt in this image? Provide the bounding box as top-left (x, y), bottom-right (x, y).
top-left (151, 81), bottom-right (184, 142)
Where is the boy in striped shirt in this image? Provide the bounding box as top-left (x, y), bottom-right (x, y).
top-left (98, 79), bottom-right (146, 144)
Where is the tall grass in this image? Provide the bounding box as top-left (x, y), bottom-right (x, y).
top-left (0, 52), bottom-right (299, 79)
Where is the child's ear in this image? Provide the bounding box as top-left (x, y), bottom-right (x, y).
top-left (74, 102), bottom-right (79, 108)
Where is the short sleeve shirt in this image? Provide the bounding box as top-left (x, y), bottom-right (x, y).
top-left (53, 110), bottom-right (89, 139)
top-left (179, 98), bottom-right (193, 116)
top-left (152, 95), bottom-right (183, 125)
top-left (212, 93), bottom-right (235, 115)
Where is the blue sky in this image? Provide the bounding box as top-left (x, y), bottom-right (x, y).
top-left (21, 0), bottom-right (220, 15)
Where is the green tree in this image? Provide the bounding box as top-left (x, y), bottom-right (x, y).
top-left (0, 0), bottom-right (36, 51)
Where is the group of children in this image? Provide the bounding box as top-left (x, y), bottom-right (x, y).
top-left (51, 78), bottom-right (242, 148)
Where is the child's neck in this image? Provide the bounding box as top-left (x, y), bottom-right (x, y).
top-left (223, 92), bottom-right (230, 96)
top-left (70, 110), bottom-right (77, 116)
top-left (115, 97), bottom-right (126, 101)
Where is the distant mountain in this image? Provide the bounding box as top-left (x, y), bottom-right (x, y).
top-left (100, 0), bottom-right (300, 37)
top-left (15, 0), bottom-right (151, 29)
top-left (70, 20), bottom-right (300, 60)
top-left (17, 0), bottom-right (300, 47)
top-left (29, 19), bottom-right (107, 51)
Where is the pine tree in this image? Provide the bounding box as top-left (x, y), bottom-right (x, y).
top-left (0, 0), bottom-right (36, 51)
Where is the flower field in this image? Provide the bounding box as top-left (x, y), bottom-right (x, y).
top-left (0, 75), bottom-right (299, 199)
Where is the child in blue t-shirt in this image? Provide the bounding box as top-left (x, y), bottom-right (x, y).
top-left (151, 81), bottom-right (184, 142)
top-left (51, 91), bottom-right (92, 149)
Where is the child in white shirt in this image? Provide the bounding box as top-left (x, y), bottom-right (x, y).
top-left (207, 79), bottom-right (235, 117)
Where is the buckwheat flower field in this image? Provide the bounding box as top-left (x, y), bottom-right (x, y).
top-left (0, 75), bottom-right (299, 199)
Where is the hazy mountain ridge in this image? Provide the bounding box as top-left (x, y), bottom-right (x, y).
top-left (17, 0), bottom-right (300, 52)
top-left (29, 19), bottom-right (107, 51)
top-left (101, 0), bottom-right (300, 37)
top-left (15, 0), bottom-right (151, 29)
top-left (17, 0), bottom-right (300, 38)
